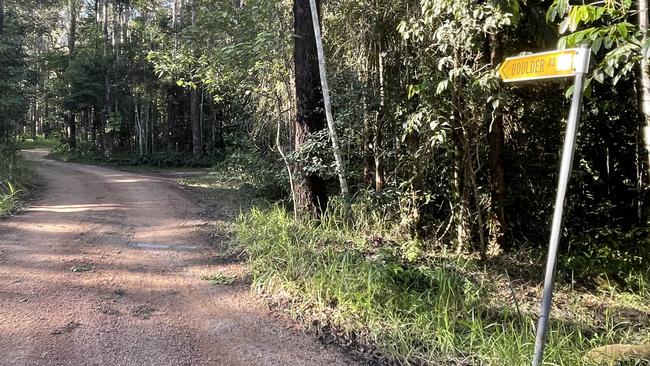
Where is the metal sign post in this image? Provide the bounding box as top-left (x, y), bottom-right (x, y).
top-left (530, 45), bottom-right (590, 366)
top-left (497, 45), bottom-right (591, 366)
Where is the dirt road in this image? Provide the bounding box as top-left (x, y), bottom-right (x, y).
top-left (0, 150), bottom-right (357, 366)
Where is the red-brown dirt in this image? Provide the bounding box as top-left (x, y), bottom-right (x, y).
top-left (0, 150), bottom-right (358, 366)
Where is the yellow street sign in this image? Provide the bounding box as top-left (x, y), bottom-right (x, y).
top-left (498, 49), bottom-right (581, 82)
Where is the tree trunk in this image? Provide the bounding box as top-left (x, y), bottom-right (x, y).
top-left (68, 0), bottom-right (77, 59)
top-left (29, 101), bottom-right (36, 138)
top-left (452, 47), bottom-right (471, 252)
top-left (307, 0), bottom-right (350, 199)
top-left (405, 128), bottom-right (424, 237)
top-left (173, 0), bottom-right (179, 49)
top-left (190, 88), bottom-right (202, 156)
top-left (144, 98), bottom-right (149, 154)
top-left (68, 115), bottom-right (77, 148)
top-left (122, 3), bottom-right (130, 46)
top-left (374, 115), bottom-right (385, 192)
top-left (362, 96), bottom-right (374, 185)
top-left (44, 99), bottom-right (50, 138)
top-left (113, 0), bottom-right (121, 63)
top-left (217, 106), bottom-right (225, 149)
top-left (453, 129), bottom-right (471, 253)
top-left (95, 0), bottom-right (100, 26)
top-left (135, 101), bottom-right (143, 156)
top-left (487, 33), bottom-right (507, 253)
top-left (466, 132), bottom-right (486, 258)
top-left (103, 0), bottom-right (109, 56)
top-left (173, 0), bottom-right (183, 46)
top-left (189, 0), bottom-right (202, 156)
top-left (68, 0), bottom-right (78, 149)
top-left (293, 0), bottom-right (328, 218)
top-left (91, 107), bottom-right (97, 143)
top-left (150, 100), bottom-right (155, 153)
top-left (362, 59), bottom-right (374, 186)
top-left (638, 0), bottom-right (650, 223)
top-left (102, 0), bottom-right (110, 150)
top-left (374, 46), bottom-right (386, 192)
top-left (0, 0), bottom-right (4, 35)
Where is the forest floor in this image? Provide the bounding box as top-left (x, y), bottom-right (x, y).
top-left (0, 149), bottom-right (360, 366)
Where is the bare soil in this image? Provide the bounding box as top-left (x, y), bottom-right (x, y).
top-left (0, 150), bottom-right (359, 366)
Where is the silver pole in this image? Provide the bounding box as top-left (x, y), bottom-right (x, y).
top-left (307, 0), bottom-right (350, 198)
top-left (531, 45), bottom-right (590, 366)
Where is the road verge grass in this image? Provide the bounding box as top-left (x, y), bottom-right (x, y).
top-left (0, 148), bottom-right (38, 217)
top-left (237, 204), bottom-right (650, 365)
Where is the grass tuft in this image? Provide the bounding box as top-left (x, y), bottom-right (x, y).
top-left (200, 272), bottom-right (237, 285)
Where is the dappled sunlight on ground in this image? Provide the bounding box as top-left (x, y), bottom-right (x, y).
top-left (109, 178), bottom-right (157, 184)
top-left (0, 154), bottom-right (356, 366)
top-left (27, 204), bottom-right (129, 213)
top-left (1, 221), bottom-right (80, 235)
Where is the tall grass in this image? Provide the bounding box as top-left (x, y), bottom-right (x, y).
top-left (237, 205), bottom-right (649, 365)
top-left (0, 148), bottom-right (36, 216)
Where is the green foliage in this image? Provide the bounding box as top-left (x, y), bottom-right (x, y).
top-left (548, 0), bottom-right (643, 86)
top-left (0, 6), bottom-right (32, 142)
top-left (200, 272), bottom-right (237, 285)
top-left (0, 179), bottom-right (21, 217)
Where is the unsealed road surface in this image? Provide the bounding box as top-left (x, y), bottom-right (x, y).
top-left (0, 150), bottom-right (356, 366)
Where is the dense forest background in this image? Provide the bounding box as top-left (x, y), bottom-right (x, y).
top-left (0, 0), bottom-right (648, 281)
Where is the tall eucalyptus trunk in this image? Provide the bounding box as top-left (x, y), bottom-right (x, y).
top-left (102, 0), bottom-right (110, 150)
top-left (374, 50), bottom-right (386, 192)
top-left (307, 0), bottom-right (350, 200)
top-left (0, 0), bottom-right (4, 35)
top-left (95, 0), bottom-right (100, 26)
top-left (362, 87), bottom-right (374, 185)
top-left (68, 0), bottom-right (78, 149)
top-left (190, 0), bottom-right (202, 156)
top-left (293, 0), bottom-right (328, 218)
top-left (113, 0), bottom-right (120, 63)
top-left (487, 33), bottom-right (506, 253)
top-left (122, 4), bottom-right (130, 47)
top-left (452, 48), bottom-right (471, 252)
top-left (638, 0), bottom-right (650, 222)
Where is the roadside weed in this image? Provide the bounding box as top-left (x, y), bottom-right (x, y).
top-left (201, 272), bottom-right (237, 285)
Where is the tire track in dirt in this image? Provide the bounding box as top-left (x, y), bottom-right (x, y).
top-left (0, 150), bottom-right (359, 366)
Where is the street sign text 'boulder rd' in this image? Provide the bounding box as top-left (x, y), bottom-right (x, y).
top-left (498, 48), bottom-right (587, 82)
top-left (498, 46), bottom-right (591, 366)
